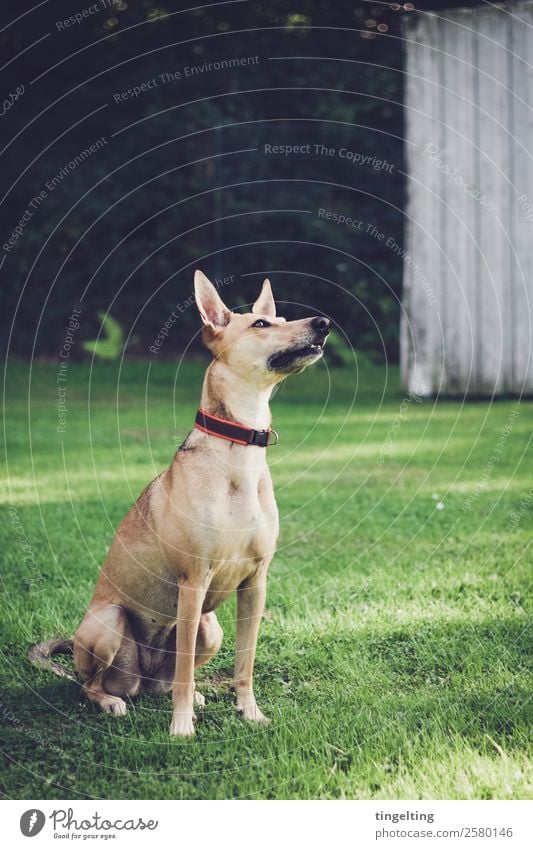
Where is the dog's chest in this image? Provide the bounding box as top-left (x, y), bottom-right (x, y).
top-left (156, 451), bottom-right (279, 608)
top-left (207, 474), bottom-right (259, 524)
top-left (200, 475), bottom-right (274, 551)
top-left (195, 468), bottom-right (276, 577)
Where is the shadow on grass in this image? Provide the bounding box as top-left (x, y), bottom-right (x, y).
top-left (0, 611), bottom-right (530, 799)
top-left (4, 616), bottom-right (530, 734)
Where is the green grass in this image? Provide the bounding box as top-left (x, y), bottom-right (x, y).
top-left (1, 358), bottom-right (532, 800)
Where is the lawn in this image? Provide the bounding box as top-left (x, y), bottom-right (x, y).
top-left (1, 358), bottom-right (532, 800)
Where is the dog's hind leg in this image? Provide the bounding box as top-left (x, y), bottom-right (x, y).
top-left (195, 612), bottom-right (223, 668)
top-left (74, 604), bottom-right (140, 716)
top-left (193, 612), bottom-right (223, 706)
top-left (142, 613), bottom-right (222, 705)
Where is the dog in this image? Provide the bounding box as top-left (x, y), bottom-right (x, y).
top-left (29, 271), bottom-right (330, 736)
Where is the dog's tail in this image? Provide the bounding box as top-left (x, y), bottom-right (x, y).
top-left (28, 638), bottom-right (76, 680)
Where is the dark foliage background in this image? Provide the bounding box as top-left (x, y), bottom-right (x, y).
top-left (0, 0), bottom-right (484, 362)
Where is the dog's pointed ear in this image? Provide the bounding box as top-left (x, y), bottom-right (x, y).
top-left (194, 270), bottom-right (231, 330)
top-left (252, 279), bottom-right (276, 317)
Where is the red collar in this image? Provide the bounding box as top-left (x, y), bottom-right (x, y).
top-left (194, 409), bottom-right (278, 447)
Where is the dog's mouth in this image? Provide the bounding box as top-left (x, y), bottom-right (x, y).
top-left (267, 342), bottom-right (325, 373)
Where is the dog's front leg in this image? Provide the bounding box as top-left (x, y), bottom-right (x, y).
top-left (170, 581), bottom-right (206, 737)
top-left (234, 575), bottom-right (269, 724)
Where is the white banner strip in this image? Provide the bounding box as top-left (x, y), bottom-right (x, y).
top-left (2, 799), bottom-right (532, 848)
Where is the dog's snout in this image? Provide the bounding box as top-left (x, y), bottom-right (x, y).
top-left (311, 316), bottom-right (330, 335)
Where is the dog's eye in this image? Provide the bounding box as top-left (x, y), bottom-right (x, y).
top-left (251, 319), bottom-right (271, 328)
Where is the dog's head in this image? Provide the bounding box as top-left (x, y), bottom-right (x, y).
top-left (194, 271), bottom-right (330, 385)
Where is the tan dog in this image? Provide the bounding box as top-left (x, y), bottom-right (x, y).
top-left (30, 271), bottom-right (330, 736)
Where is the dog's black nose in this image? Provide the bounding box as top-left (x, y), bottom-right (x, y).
top-left (311, 316), bottom-right (331, 335)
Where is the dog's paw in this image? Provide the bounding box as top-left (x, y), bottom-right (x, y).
top-left (193, 689), bottom-right (206, 707)
top-left (99, 695), bottom-right (127, 716)
top-left (169, 713), bottom-right (195, 738)
top-left (236, 701), bottom-right (269, 724)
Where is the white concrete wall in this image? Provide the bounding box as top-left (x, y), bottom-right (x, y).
top-left (402, 1), bottom-right (533, 396)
